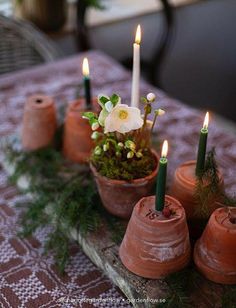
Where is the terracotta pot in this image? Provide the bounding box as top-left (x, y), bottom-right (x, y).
top-left (22, 94), bottom-right (57, 150)
top-left (63, 97), bottom-right (98, 164)
top-left (171, 160), bottom-right (224, 237)
top-left (90, 150), bottom-right (159, 219)
top-left (119, 195), bottom-right (191, 278)
top-left (194, 207), bottom-right (236, 284)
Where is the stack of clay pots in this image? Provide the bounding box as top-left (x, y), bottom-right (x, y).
top-left (22, 94), bottom-right (57, 150)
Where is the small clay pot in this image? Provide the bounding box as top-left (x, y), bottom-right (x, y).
top-left (194, 207), bottom-right (236, 284)
top-left (22, 94), bottom-right (57, 150)
top-left (119, 195), bottom-right (191, 279)
top-left (63, 97), bottom-right (98, 164)
top-left (171, 160), bottom-right (224, 237)
top-left (90, 150), bottom-right (159, 219)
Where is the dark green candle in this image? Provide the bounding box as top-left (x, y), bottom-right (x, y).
top-left (195, 112), bottom-right (209, 176)
top-left (82, 58), bottom-right (92, 109)
top-left (155, 140), bottom-right (168, 211)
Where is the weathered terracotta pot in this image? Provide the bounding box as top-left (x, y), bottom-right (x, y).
top-left (63, 97), bottom-right (98, 163)
top-left (194, 207), bottom-right (236, 284)
top-left (90, 150), bottom-right (159, 219)
top-left (171, 160), bottom-right (224, 237)
top-left (119, 195), bottom-right (191, 278)
top-left (22, 94), bottom-right (57, 150)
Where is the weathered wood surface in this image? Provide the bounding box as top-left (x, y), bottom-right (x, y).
top-left (0, 136), bottom-right (234, 308)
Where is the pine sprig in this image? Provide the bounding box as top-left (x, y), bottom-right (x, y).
top-left (2, 136), bottom-right (126, 272)
top-left (194, 148), bottom-right (235, 220)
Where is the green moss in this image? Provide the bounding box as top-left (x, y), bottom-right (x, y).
top-left (91, 148), bottom-right (156, 180)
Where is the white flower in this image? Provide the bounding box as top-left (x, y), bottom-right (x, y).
top-left (105, 101), bottom-right (113, 112)
top-left (91, 121), bottom-right (99, 131)
top-left (104, 104), bottom-right (143, 134)
top-left (147, 93), bottom-right (156, 102)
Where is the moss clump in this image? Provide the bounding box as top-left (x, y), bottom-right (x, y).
top-left (91, 148), bottom-right (157, 180)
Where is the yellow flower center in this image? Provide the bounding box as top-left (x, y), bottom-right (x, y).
top-left (118, 110), bottom-right (128, 120)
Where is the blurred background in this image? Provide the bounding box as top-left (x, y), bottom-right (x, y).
top-left (0, 0), bottom-right (236, 123)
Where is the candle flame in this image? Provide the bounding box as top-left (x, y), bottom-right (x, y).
top-left (203, 111), bottom-right (209, 129)
top-left (161, 140), bottom-right (168, 158)
top-left (82, 57), bottom-right (90, 77)
top-left (135, 25), bottom-right (141, 44)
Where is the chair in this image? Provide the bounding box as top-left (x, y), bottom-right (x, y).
top-left (0, 14), bottom-right (61, 75)
top-left (75, 0), bottom-right (175, 88)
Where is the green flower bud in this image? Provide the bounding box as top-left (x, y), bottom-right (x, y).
top-left (136, 151), bottom-right (143, 158)
top-left (116, 151), bottom-right (121, 157)
top-left (94, 146), bottom-right (102, 155)
top-left (91, 131), bottom-right (99, 140)
top-left (91, 120), bottom-right (99, 131)
top-left (103, 143), bottom-right (109, 151)
top-left (118, 142), bottom-right (124, 148)
top-left (155, 108), bottom-right (165, 116)
top-left (147, 92), bottom-right (156, 102)
top-left (125, 140), bottom-right (136, 151)
top-left (127, 151), bottom-right (134, 159)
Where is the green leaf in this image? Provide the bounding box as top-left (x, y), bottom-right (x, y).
top-left (110, 94), bottom-right (120, 106)
top-left (141, 97), bottom-right (148, 104)
top-left (82, 111), bottom-right (96, 120)
top-left (98, 95), bottom-right (110, 107)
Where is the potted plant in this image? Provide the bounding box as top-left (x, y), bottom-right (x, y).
top-left (83, 92), bottom-right (165, 219)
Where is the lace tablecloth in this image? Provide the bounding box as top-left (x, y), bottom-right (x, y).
top-left (0, 50), bottom-right (235, 307)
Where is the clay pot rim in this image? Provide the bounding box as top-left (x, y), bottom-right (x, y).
top-left (90, 149), bottom-right (159, 185)
top-left (136, 195), bottom-right (186, 225)
top-left (27, 94), bottom-right (54, 109)
top-left (68, 97), bottom-right (98, 113)
top-left (175, 159), bottom-right (223, 188)
top-left (210, 207), bottom-right (236, 232)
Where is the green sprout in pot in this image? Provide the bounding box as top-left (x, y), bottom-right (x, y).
top-left (82, 92), bottom-right (165, 180)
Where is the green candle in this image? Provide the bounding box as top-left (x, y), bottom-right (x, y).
top-left (82, 57), bottom-right (92, 109)
top-left (155, 140), bottom-right (168, 211)
top-left (195, 112), bottom-right (209, 176)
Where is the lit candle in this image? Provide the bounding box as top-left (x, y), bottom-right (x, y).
top-left (82, 57), bottom-right (91, 109)
top-left (131, 25), bottom-right (141, 108)
top-left (195, 112), bottom-right (209, 176)
top-left (156, 140), bottom-right (168, 211)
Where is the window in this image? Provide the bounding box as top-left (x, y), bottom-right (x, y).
top-left (0, 0), bottom-right (13, 16)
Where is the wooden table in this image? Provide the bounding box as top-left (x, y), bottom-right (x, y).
top-left (0, 50), bottom-right (235, 307)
